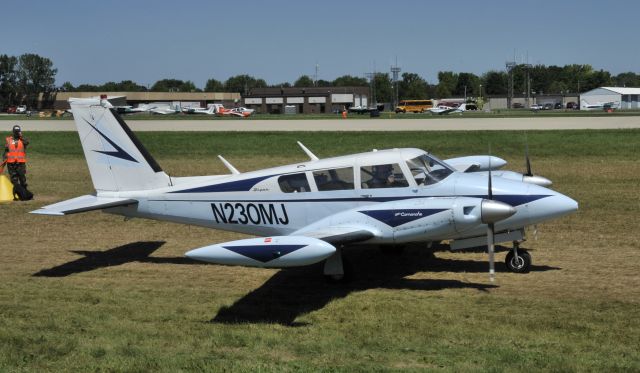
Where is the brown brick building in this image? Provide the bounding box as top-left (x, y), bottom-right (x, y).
top-left (243, 86), bottom-right (369, 114)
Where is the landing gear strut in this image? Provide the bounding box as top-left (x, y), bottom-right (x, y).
top-left (324, 247), bottom-right (350, 282)
top-left (505, 241), bottom-right (531, 273)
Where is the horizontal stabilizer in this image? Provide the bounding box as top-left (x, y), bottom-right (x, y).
top-left (30, 195), bottom-right (137, 216)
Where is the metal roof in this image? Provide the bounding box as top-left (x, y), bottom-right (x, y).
top-left (598, 87), bottom-right (640, 95)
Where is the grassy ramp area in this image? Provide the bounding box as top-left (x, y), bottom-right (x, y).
top-left (1, 130), bottom-right (639, 371)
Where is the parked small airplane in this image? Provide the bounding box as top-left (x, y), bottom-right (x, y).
top-left (229, 107), bottom-right (255, 117)
top-left (580, 100), bottom-right (618, 111)
top-left (429, 103), bottom-right (467, 115)
top-left (32, 97), bottom-right (577, 281)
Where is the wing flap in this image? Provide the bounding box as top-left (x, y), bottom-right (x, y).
top-left (297, 226), bottom-right (376, 245)
top-left (30, 195), bottom-right (137, 216)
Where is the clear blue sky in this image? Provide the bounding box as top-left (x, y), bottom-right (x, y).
top-left (2, 0), bottom-right (638, 88)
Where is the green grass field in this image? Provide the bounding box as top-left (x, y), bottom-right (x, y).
top-left (1, 130), bottom-right (639, 371)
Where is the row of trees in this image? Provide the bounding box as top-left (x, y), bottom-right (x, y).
top-left (2, 53), bottom-right (640, 109)
top-left (1, 54), bottom-right (57, 109)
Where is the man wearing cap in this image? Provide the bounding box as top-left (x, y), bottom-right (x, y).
top-left (3, 125), bottom-right (31, 200)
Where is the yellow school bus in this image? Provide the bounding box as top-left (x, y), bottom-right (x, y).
top-left (395, 99), bottom-right (434, 113)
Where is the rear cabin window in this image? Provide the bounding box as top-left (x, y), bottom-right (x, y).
top-left (360, 163), bottom-right (409, 189)
top-left (312, 167), bottom-right (354, 191)
top-left (278, 173), bottom-right (310, 193)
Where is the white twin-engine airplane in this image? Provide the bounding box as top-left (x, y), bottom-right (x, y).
top-left (32, 97), bottom-right (578, 282)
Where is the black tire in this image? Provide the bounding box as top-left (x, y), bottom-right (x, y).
top-left (505, 249), bottom-right (531, 273)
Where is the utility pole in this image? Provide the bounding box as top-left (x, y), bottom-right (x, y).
top-left (506, 61), bottom-right (516, 109)
top-left (391, 57), bottom-right (401, 110)
top-left (524, 63), bottom-right (532, 108)
top-left (314, 63), bottom-right (319, 87)
top-left (365, 72), bottom-right (376, 106)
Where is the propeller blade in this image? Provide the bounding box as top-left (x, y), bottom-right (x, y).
top-left (487, 149), bottom-right (495, 282)
top-left (488, 223), bottom-right (495, 282)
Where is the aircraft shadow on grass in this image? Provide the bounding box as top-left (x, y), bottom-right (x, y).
top-left (32, 241), bottom-right (196, 277)
top-left (32, 241), bottom-right (559, 326)
top-left (211, 245), bottom-right (560, 326)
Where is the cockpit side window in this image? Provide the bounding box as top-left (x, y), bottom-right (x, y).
top-left (312, 167), bottom-right (354, 191)
top-left (360, 163), bottom-right (409, 189)
top-left (278, 173), bottom-right (310, 193)
top-left (407, 154), bottom-right (454, 186)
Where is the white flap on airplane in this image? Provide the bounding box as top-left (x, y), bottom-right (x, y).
top-left (295, 225), bottom-right (376, 245)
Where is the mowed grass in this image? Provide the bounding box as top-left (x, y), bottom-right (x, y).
top-left (1, 130), bottom-right (639, 371)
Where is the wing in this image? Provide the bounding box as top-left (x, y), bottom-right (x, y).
top-left (30, 195), bottom-right (137, 216)
top-left (295, 225), bottom-right (376, 245)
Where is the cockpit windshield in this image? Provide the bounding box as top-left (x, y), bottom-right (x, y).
top-left (406, 153), bottom-right (455, 186)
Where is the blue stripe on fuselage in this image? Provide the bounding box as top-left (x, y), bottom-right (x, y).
top-left (153, 194), bottom-right (551, 207)
top-left (359, 208), bottom-right (448, 227)
top-left (170, 175), bottom-right (275, 193)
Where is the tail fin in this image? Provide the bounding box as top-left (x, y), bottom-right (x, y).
top-left (69, 97), bottom-right (171, 192)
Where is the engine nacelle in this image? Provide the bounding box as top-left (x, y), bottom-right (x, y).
top-left (185, 236), bottom-right (336, 268)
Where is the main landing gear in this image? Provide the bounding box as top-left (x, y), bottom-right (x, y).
top-left (505, 241), bottom-right (531, 273)
top-left (323, 247), bottom-right (350, 283)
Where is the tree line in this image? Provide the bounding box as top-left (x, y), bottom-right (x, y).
top-left (2, 53), bottom-right (639, 109)
top-left (1, 54), bottom-right (57, 109)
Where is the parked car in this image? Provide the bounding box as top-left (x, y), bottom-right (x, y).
top-left (512, 102), bottom-right (524, 109)
top-left (554, 102), bottom-right (563, 109)
top-left (566, 102), bottom-right (578, 110)
top-left (6, 106), bottom-right (17, 114)
top-left (530, 104), bottom-right (543, 111)
top-left (543, 103), bottom-right (554, 110)
top-left (16, 105), bottom-right (27, 114)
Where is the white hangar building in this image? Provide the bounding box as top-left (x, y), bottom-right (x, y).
top-left (580, 87), bottom-right (640, 110)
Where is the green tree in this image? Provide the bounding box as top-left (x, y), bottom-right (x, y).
top-left (584, 70), bottom-right (612, 91)
top-left (60, 81), bottom-right (74, 91)
top-left (15, 53), bottom-right (57, 108)
top-left (373, 73), bottom-right (393, 103)
top-left (224, 75), bottom-right (267, 95)
top-left (151, 79), bottom-right (198, 92)
top-left (315, 79), bottom-right (332, 87)
top-left (333, 75), bottom-right (368, 86)
top-left (294, 75), bottom-right (314, 87)
top-left (100, 80), bottom-right (147, 92)
top-left (454, 72), bottom-right (480, 97)
top-left (398, 72), bottom-right (428, 100)
top-left (436, 71), bottom-right (458, 98)
top-left (204, 78), bottom-right (224, 92)
top-left (482, 71), bottom-right (507, 95)
top-left (613, 72), bottom-right (640, 87)
top-left (0, 54), bottom-right (18, 108)
top-left (268, 82), bottom-right (292, 88)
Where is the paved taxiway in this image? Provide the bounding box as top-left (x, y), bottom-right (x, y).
top-left (3, 116), bottom-right (640, 132)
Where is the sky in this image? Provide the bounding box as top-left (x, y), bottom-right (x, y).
top-left (2, 0), bottom-right (639, 88)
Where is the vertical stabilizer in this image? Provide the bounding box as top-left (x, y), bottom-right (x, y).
top-left (69, 98), bottom-right (171, 192)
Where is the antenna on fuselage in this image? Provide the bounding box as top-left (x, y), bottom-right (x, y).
top-left (217, 155), bottom-right (240, 174)
top-left (297, 141), bottom-right (319, 161)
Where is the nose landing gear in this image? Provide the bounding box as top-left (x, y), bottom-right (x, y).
top-left (505, 241), bottom-right (531, 273)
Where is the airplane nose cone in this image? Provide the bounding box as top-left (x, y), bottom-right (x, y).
top-left (527, 191), bottom-right (578, 225)
top-left (555, 194), bottom-right (579, 215)
top-left (523, 175), bottom-right (553, 187)
top-left (481, 199), bottom-right (517, 224)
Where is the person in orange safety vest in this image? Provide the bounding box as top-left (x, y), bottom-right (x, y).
top-left (3, 125), bottom-right (31, 200)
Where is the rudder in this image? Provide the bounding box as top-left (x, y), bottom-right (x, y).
top-left (69, 97), bottom-right (171, 192)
